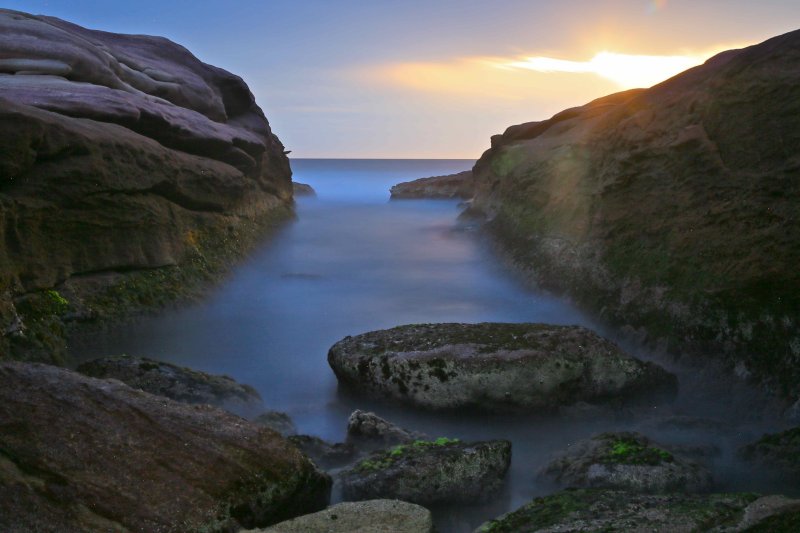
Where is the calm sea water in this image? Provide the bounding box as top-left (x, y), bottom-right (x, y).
top-left (73, 159), bottom-right (793, 531)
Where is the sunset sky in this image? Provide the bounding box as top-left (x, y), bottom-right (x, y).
top-left (6, 0), bottom-right (800, 158)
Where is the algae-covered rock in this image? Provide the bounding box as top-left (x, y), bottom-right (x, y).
top-left (77, 355), bottom-right (264, 416)
top-left (340, 437), bottom-right (511, 505)
top-left (328, 323), bottom-right (677, 412)
top-left (390, 170), bottom-right (474, 199)
top-left (346, 410), bottom-right (427, 450)
top-left (0, 362), bottom-right (330, 532)
top-left (474, 489), bottom-right (800, 532)
top-left (541, 432), bottom-right (712, 493)
top-left (246, 499), bottom-right (434, 533)
top-left (740, 426), bottom-right (800, 484)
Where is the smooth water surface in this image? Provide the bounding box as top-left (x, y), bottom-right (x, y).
top-left (74, 159), bottom-right (794, 531)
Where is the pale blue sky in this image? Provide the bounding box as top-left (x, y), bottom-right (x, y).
top-left (5, 1), bottom-right (800, 157)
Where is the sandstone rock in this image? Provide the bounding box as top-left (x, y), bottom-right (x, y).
top-left (474, 489), bottom-right (800, 532)
top-left (328, 323), bottom-right (677, 412)
top-left (0, 9), bottom-right (292, 362)
top-left (346, 410), bottom-right (427, 450)
top-left (292, 182), bottom-right (316, 197)
top-left (0, 362), bottom-right (330, 532)
top-left (541, 432), bottom-right (712, 493)
top-left (470, 30), bottom-right (800, 400)
top-left (254, 410), bottom-right (298, 437)
top-left (245, 499), bottom-right (434, 533)
top-left (340, 437), bottom-right (511, 505)
top-left (740, 426), bottom-right (800, 484)
top-left (77, 354), bottom-right (263, 416)
top-left (390, 170), bottom-right (474, 199)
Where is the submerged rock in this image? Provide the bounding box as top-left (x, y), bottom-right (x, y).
top-left (246, 499), bottom-right (434, 533)
top-left (77, 355), bottom-right (263, 416)
top-left (255, 410), bottom-right (298, 436)
top-left (740, 426), bottom-right (800, 484)
top-left (390, 170), bottom-right (474, 199)
top-left (346, 409), bottom-right (427, 450)
top-left (328, 323), bottom-right (677, 412)
top-left (292, 182), bottom-right (316, 197)
top-left (0, 362), bottom-right (330, 532)
top-left (340, 437), bottom-right (511, 505)
top-left (474, 489), bottom-right (800, 532)
top-left (541, 432), bottom-right (712, 493)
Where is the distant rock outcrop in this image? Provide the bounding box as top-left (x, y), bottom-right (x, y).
top-left (0, 9), bottom-right (293, 362)
top-left (390, 170), bottom-right (473, 199)
top-left (0, 362), bottom-right (331, 532)
top-left (470, 30), bottom-right (800, 400)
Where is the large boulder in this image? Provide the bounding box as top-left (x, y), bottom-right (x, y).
top-left (0, 9), bottom-right (292, 362)
top-left (328, 323), bottom-right (677, 411)
top-left (740, 426), bottom-right (800, 484)
top-left (470, 30), bottom-right (800, 399)
top-left (390, 170), bottom-right (474, 199)
top-left (541, 432), bottom-right (712, 493)
top-left (245, 500), bottom-right (434, 533)
top-left (475, 489), bottom-right (800, 532)
top-left (77, 354), bottom-right (264, 416)
top-left (340, 437), bottom-right (511, 505)
top-left (0, 362), bottom-right (331, 532)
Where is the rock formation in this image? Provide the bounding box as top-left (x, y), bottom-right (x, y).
top-left (469, 30), bottom-right (800, 401)
top-left (390, 170), bottom-right (474, 199)
top-left (0, 9), bottom-right (293, 362)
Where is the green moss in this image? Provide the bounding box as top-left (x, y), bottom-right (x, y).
top-left (355, 437), bottom-right (462, 471)
top-left (604, 437), bottom-right (673, 466)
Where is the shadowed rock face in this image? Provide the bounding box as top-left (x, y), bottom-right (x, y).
top-left (0, 9), bottom-right (292, 361)
top-left (470, 30), bottom-right (800, 400)
top-left (0, 362), bottom-right (331, 533)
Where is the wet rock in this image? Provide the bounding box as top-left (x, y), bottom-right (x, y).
top-left (288, 435), bottom-right (357, 469)
top-left (541, 432), bottom-right (712, 493)
top-left (390, 170), bottom-right (474, 199)
top-left (77, 355), bottom-right (263, 417)
top-left (292, 182), bottom-right (316, 197)
top-left (340, 438), bottom-right (511, 505)
top-left (246, 499), bottom-right (434, 533)
top-left (328, 323), bottom-right (677, 412)
top-left (346, 410), bottom-right (427, 450)
top-left (474, 489), bottom-right (800, 532)
top-left (0, 362), bottom-right (330, 532)
top-left (254, 411), bottom-right (298, 436)
top-left (740, 426), bottom-right (800, 483)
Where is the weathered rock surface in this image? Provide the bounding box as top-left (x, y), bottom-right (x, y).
top-left (292, 182), bottom-right (316, 197)
top-left (740, 426), bottom-right (800, 483)
top-left (0, 9), bottom-right (292, 362)
top-left (77, 354), bottom-right (263, 416)
top-left (340, 438), bottom-right (511, 505)
top-left (470, 30), bottom-right (800, 400)
top-left (346, 409), bottom-right (427, 450)
top-left (390, 170), bottom-right (474, 199)
top-left (328, 323), bottom-right (677, 411)
top-left (288, 435), bottom-right (357, 470)
top-left (0, 362), bottom-right (330, 533)
top-left (475, 489), bottom-right (800, 532)
top-left (255, 410), bottom-right (298, 436)
top-left (245, 499), bottom-right (434, 533)
top-left (541, 432), bottom-right (712, 493)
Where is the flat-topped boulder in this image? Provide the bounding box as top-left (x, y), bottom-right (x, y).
top-left (340, 437), bottom-right (511, 505)
top-left (541, 432), bottom-right (712, 493)
top-left (0, 362), bottom-right (330, 532)
top-left (77, 355), bottom-right (263, 416)
top-left (390, 170), bottom-right (474, 199)
top-left (328, 323), bottom-right (677, 412)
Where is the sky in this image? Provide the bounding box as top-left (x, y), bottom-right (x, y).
top-left (4, 1), bottom-right (800, 158)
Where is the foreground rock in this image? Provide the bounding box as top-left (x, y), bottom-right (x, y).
top-left (475, 489), bottom-right (800, 532)
top-left (77, 355), bottom-right (264, 416)
top-left (541, 432), bottom-right (712, 493)
top-left (346, 409), bottom-right (427, 450)
top-left (740, 426), bottom-right (800, 484)
top-left (328, 323), bottom-right (677, 411)
top-left (341, 438), bottom-right (511, 505)
top-left (470, 30), bottom-right (800, 400)
top-left (390, 170), bottom-right (474, 199)
top-left (0, 9), bottom-right (292, 363)
top-left (246, 500), bottom-right (434, 533)
top-left (0, 362), bottom-right (330, 532)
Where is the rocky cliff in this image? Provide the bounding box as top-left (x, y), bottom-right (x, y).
top-left (0, 10), bottom-right (293, 362)
top-left (471, 30), bottom-right (800, 401)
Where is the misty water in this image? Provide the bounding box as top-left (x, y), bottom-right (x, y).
top-left (74, 159), bottom-right (795, 531)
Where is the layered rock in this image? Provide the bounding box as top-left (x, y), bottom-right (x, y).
top-left (0, 362), bottom-right (330, 532)
top-left (340, 438), bottom-right (511, 505)
top-left (0, 9), bottom-right (292, 362)
top-left (328, 323), bottom-right (677, 411)
top-left (470, 30), bottom-right (800, 400)
top-left (390, 170), bottom-right (474, 199)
